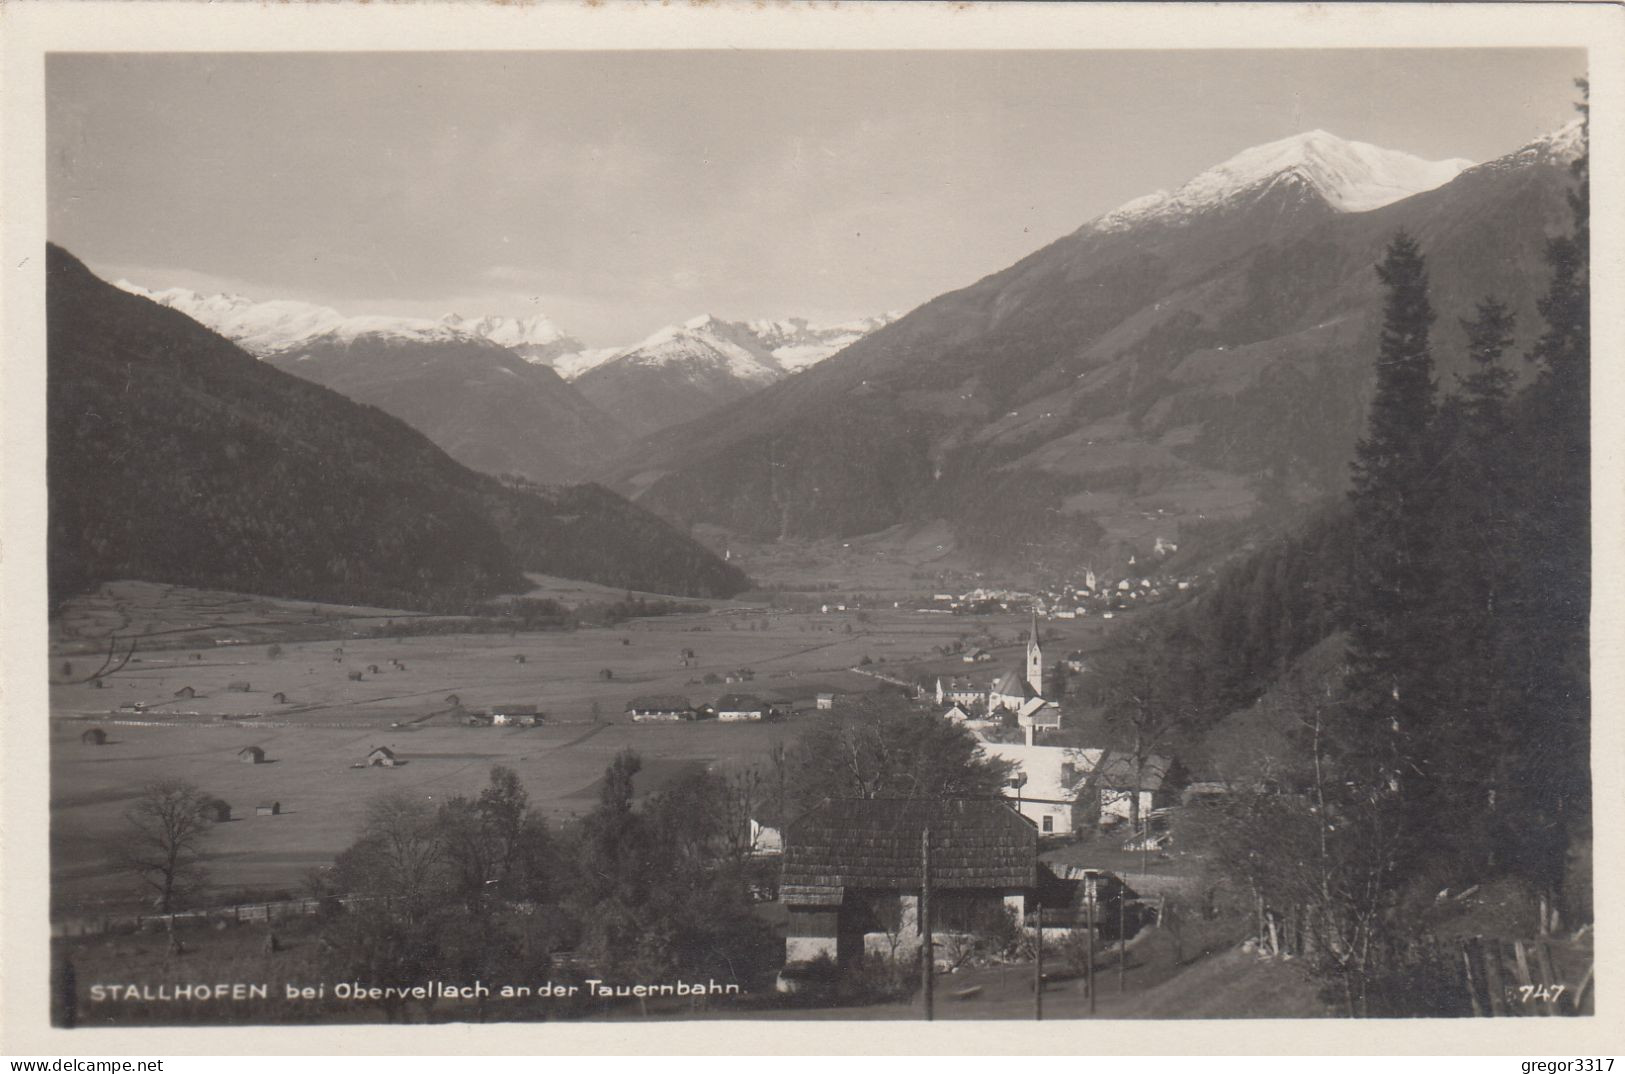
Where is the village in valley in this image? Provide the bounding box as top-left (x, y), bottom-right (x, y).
top-left (32, 43), bottom-right (1594, 1032)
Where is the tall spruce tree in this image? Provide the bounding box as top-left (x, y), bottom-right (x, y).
top-left (1424, 298), bottom-right (1520, 874)
top-left (1343, 232), bottom-right (1440, 799)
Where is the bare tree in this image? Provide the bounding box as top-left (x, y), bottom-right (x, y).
top-left (335, 789), bottom-right (447, 925)
top-left (118, 779), bottom-right (213, 912)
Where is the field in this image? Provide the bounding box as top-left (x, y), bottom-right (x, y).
top-left (49, 580), bottom-right (1120, 917)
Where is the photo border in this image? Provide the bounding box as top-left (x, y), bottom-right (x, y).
top-left (3, 0), bottom-right (1621, 1056)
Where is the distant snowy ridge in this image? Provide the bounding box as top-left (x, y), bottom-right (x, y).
top-left (117, 283), bottom-right (499, 355)
top-left (115, 279), bottom-right (893, 379)
top-left (1092, 129), bottom-right (1475, 232)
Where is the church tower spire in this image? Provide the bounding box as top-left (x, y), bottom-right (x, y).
top-left (1026, 608), bottom-right (1044, 695)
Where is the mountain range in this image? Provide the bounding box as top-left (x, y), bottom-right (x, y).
top-left (614, 124), bottom-right (1583, 570)
top-left (116, 282), bottom-right (896, 472)
top-left (50, 245), bottom-right (749, 608)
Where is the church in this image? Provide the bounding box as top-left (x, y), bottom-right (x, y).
top-left (990, 611), bottom-right (1062, 744)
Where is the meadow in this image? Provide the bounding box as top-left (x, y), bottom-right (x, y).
top-left (49, 580), bottom-right (1099, 917)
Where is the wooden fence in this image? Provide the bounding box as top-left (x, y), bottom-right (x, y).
top-left (52, 893), bottom-right (381, 938)
top-left (1458, 935), bottom-right (1593, 1017)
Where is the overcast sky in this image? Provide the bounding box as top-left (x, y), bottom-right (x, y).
top-left (48, 49), bottom-right (1585, 346)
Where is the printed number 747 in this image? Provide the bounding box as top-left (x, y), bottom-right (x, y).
top-left (1517, 984), bottom-right (1565, 1003)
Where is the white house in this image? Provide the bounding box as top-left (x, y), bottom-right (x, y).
top-left (749, 817), bottom-right (783, 856)
top-left (981, 743), bottom-right (1174, 833)
top-left (981, 742), bottom-right (1094, 836)
top-left (715, 694), bottom-right (770, 722)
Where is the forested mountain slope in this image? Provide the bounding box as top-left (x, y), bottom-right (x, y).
top-left (48, 245), bottom-right (749, 608)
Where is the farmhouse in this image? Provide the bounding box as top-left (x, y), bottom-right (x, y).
top-left (490, 704), bottom-right (541, 727)
top-left (780, 798), bottom-right (1039, 965)
top-left (80, 728), bottom-right (107, 745)
top-left (238, 745), bottom-right (266, 765)
top-left (939, 703), bottom-right (973, 723)
top-left (627, 695), bottom-right (693, 722)
top-left (715, 694), bottom-right (770, 722)
top-left (366, 746), bottom-right (399, 767)
top-left (200, 799), bottom-right (232, 823)
top-left (173, 686), bottom-right (196, 699)
top-left (228, 681), bottom-right (251, 692)
top-left (934, 677), bottom-right (988, 710)
top-left (256, 801), bottom-right (281, 816)
top-left (816, 692), bottom-right (836, 711)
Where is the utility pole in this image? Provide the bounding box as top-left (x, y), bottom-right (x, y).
top-left (1034, 905), bottom-right (1043, 1021)
top-left (920, 826), bottom-right (933, 1022)
top-left (1086, 876), bottom-right (1097, 1015)
top-left (1119, 890), bottom-right (1127, 993)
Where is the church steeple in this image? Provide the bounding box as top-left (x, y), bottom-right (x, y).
top-left (1026, 609), bottom-right (1044, 695)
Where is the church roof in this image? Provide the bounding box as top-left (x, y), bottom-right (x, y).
top-left (991, 670), bottom-right (1037, 699)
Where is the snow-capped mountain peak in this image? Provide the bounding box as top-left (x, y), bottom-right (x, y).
top-left (115, 282), bottom-right (355, 355)
top-left (442, 312), bottom-right (572, 349)
top-left (1093, 130), bottom-right (1474, 231)
top-left (1468, 119), bottom-right (1587, 175)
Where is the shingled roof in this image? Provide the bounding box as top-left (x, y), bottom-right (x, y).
top-left (781, 798), bottom-right (1037, 902)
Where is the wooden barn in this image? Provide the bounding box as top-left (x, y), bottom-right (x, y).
top-left (200, 799), bottom-right (232, 823)
top-left (256, 801), bottom-right (281, 817)
top-left (80, 728), bottom-right (107, 745)
top-left (173, 686), bottom-right (196, 699)
top-left (272, 692), bottom-right (288, 704)
top-left (780, 798), bottom-right (1039, 965)
top-left (444, 694), bottom-right (462, 707)
top-left (366, 746), bottom-right (399, 767)
top-left (238, 745), bottom-right (266, 765)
